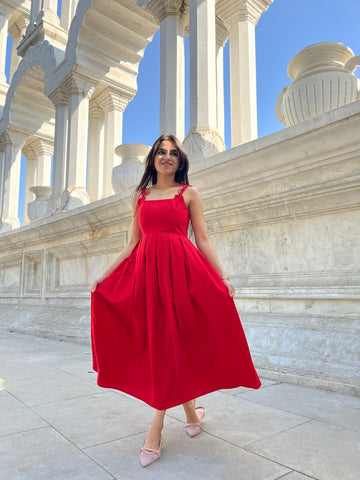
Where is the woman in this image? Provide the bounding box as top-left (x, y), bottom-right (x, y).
top-left (91, 134), bottom-right (261, 467)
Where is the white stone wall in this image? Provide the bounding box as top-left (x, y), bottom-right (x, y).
top-left (1, 102), bottom-right (359, 395)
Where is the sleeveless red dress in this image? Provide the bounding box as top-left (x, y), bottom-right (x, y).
top-left (91, 184), bottom-right (260, 409)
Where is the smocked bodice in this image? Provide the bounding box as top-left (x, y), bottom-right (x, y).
top-left (137, 184), bottom-right (190, 237)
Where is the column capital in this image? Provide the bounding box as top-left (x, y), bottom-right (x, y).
top-left (7, 21), bottom-right (21, 38)
top-left (138, 0), bottom-right (187, 22)
top-left (25, 136), bottom-right (54, 157)
top-left (95, 87), bottom-right (133, 113)
top-left (0, 129), bottom-right (27, 148)
top-left (62, 74), bottom-right (96, 99)
top-left (217, 0), bottom-right (273, 27)
top-left (48, 86), bottom-right (68, 109)
top-left (216, 16), bottom-right (228, 47)
top-left (89, 101), bottom-right (104, 120)
top-left (22, 142), bottom-right (36, 162)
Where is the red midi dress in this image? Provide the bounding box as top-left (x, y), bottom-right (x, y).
top-left (91, 184), bottom-right (261, 410)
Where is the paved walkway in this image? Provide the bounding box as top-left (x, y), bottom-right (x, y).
top-left (1, 329), bottom-right (359, 480)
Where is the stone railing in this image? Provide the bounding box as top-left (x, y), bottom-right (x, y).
top-left (1, 102), bottom-right (359, 396)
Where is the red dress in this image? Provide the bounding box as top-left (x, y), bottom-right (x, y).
top-left (91, 184), bottom-right (260, 410)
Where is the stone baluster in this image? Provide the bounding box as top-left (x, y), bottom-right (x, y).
top-left (61, 74), bottom-right (95, 209)
top-left (219, 0), bottom-right (272, 146)
top-left (0, 129), bottom-right (27, 232)
top-left (47, 86), bottom-right (68, 213)
top-left (88, 101), bottom-right (104, 201)
top-left (141, 0), bottom-right (186, 141)
top-left (183, 0), bottom-right (225, 160)
top-left (216, 17), bottom-right (228, 142)
top-left (97, 88), bottom-right (131, 197)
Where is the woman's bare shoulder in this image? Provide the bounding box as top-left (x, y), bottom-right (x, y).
top-left (187, 185), bottom-right (200, 195)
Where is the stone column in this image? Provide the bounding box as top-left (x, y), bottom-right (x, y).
top-left (88, 101), bottom-right (104, 201)
top-left (141, 0), bottom-right (186, 141)
top-left (219, 0), bottom-right (273, 146)
top-left (60, 0), bottom-right (78, 31)
top-left (183, 0), bottom-right (225, 160)
top-left (30, 137), bottom-right (53, 186)
top-left (8, 8), bottom-right (29, 81)
top-left (216, 17), bottom-right (228, 142)
top-left (0, 143), bottom-right (4, 220)
top-left (62, 74), bottom-right (94, 209)
top-left (8, 22), bottom-right (22, 82)
top-left (0, 6), bottom-right (10, 106)
top-left (0, 130), bottom-right (27, 232)
top-left (97, 88), bottom-right (130, 198)
top-left (21, 143), bottom-right (36, 225)
top-left (42, 0), bottom-right (58, 12)
top-left (47, 86), bottom-right (68, 213)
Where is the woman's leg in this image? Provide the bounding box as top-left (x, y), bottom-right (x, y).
top-left (182, 399), bottom-right (201, 424)
top-left (143, 409), bottom-right (166, 450)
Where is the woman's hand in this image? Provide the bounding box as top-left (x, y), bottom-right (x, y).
top-left (91, 277), bottom-right (105, 293)
top-left (223, 278), bottom-right (235, 298)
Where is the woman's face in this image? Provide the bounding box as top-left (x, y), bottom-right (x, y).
top-left (154, 140), bottom-right (180, 177)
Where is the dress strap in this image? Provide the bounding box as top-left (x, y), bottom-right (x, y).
top-left (175, 182), bottom-right (192, 198)
top-left (175, 182), bottom-right (191, 206)
top-left (133, 187), bottom-right (149, 218)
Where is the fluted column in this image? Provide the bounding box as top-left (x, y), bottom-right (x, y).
top-left (183, 0), bottom-right (225, 160)
top-left (218, 0), bottom-right (273, 146)
top-left (0, 130), bottom-right (27, 232)
top-left (97, 88), bottom-right (130, 197)
top-left (88, 101), bottom-right (104, 201)
top-left (62, 74), bottom-right (95, 209)
top-left (216, 17), bottom-right (228, 142)
top-left (141, 0), bottom-right (186, 140)
top-left (47, 86), bottom-right (68, 213)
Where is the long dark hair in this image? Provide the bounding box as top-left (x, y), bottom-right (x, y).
top-left (136, 134), bottom-right (189, 191)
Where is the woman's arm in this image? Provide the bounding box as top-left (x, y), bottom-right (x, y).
top-left (187, 187), bottom-right (235, 297)
top-left (91, 193), bottom-right (141, 293)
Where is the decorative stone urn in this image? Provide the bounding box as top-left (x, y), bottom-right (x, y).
top-left (27, 186), bottom-right (52, 221)
top-left (276, 42), bottom-right (360, 126)
top-left (112, 143), bottom-right (150, 193)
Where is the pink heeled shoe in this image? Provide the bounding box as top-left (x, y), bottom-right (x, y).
top-left (139, 435), bottom-right (164, 467)
top-left (185, 406), bottom-right (205, 437)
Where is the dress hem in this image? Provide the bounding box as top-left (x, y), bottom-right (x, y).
top-left (94, 373), bottom-right (261, 410)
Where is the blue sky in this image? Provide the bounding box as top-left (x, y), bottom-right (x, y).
top-left (4, 0), bottom-right (360, 224)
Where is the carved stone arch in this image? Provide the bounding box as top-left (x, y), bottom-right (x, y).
top-left (0, 40), bottom-right (57, 136)
top-left (62, 0), bottom-right (159, 102)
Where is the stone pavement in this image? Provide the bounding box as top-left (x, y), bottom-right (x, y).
top-left (1, 329), bottom-right (359, 480)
